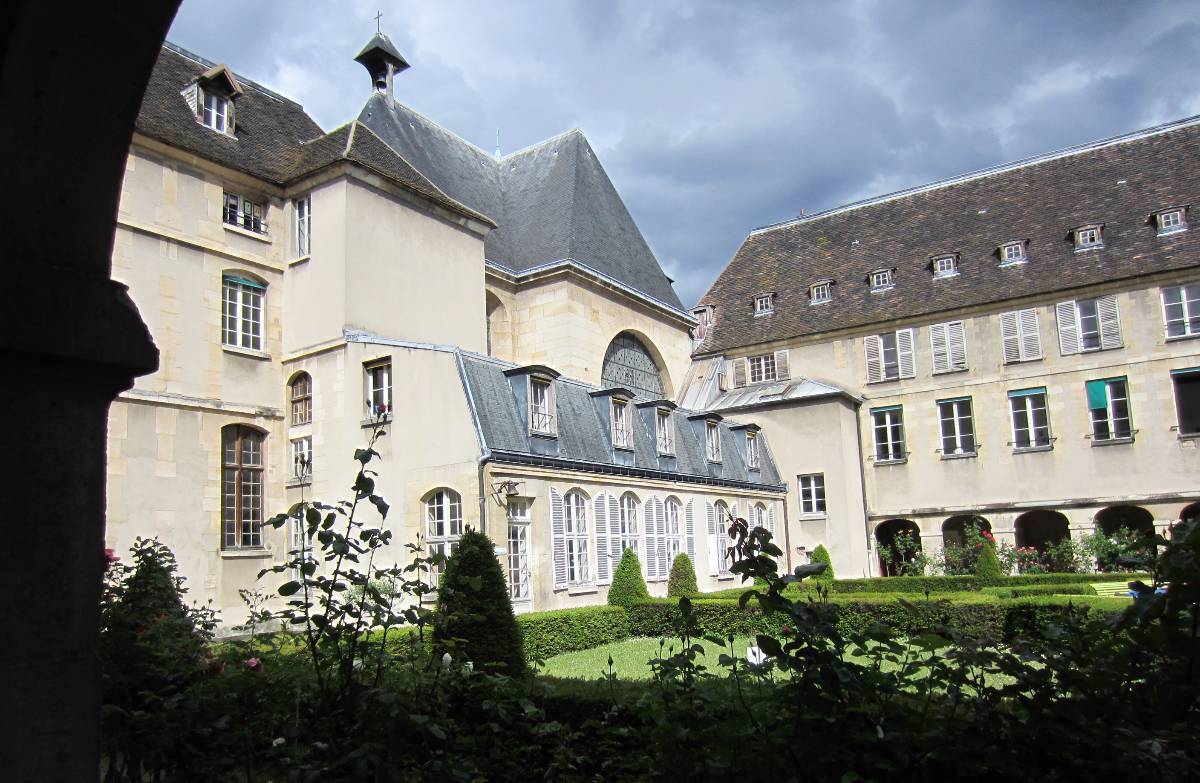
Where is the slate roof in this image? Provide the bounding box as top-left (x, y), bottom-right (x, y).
top-left (695, 116), bottom-right (1200, 355)
top-left (460, 353), bottom-right (783, 490)
top-left (358, 95), bottom-right (684, 309)
top-left (136, 44), bottom-right (324, 185)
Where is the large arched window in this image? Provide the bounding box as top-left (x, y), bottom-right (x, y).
top-left (424, 489), bottom-right (463, 581)
top-left (222, 272), bottom-right (266, 351)
top-left (564, 490), bottom-right (590, 583)
top-left (221, 424), bottom-right (265, 549)
top-left (289, 372), bottom-right (312, 425)
top-left (602, 332), bottom-right (665, 398)
top-left (619, 493), bottom-right (640, 556)
top-left (664, 497), bottom-right (684, 565)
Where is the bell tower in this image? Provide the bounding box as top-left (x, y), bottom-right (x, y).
top-left (353, 29), bottom-right (410, 109)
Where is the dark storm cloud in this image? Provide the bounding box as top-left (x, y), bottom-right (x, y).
top-left (168, 0), bottom-right (1200, 307)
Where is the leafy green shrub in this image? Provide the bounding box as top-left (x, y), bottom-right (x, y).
top-left (668, 553), bottom-right (699, 597)
top-left (830, 575), bottom-right (980, 593)
top-left (975, 542), bottom-right (1003, 580)
top-left (517, 605), bottom-right (631, 660)
top-left (608, 548), bottom-right (650, 607)
top-left (435, 529), bottom-right (526, 676)
top-left (810, 545), bottom-right (835, 585)
top-left (628, 598), bottom-right (781, 638)
top-left (981, 583), bottom-right (1098, 599)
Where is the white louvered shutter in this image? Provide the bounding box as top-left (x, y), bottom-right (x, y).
top-left (947, 321), bottom-right (966, 370)
top-left (1000, 312), bottom-right (1021, 364)
top-left (594, 493), bottom-right (611, 585)
top-left (685, 500), bottom-right (696, 561)
top-left (767, 505), bottom-right (776, 538)
top-left (550, 488), bottom-right (566, 589)
top-left (643, 498), bottom-right (658, 580)
top-left (706, 502), bottom-right (719, 575)
top-left (1097, 294), bottom-right (1123, 349)
top-left (773, 350), bottom-right (790, 380)
top-left (897, 328), bottom-right (916, 378)
top-left (654, 497), bottom-right (667, 579)
top-left (1018, 309), bottom-right (1042, 360)
top-left (930, 322), bottom-right (950, 373)
top-left (608, 494), bottom-right (622, 561)
top-left (732, 358), bottom-right (748, 388)
top-left (1056, 301), bottom-right (1081, 355)
top-left (865, 335), bottom-right (883, 383)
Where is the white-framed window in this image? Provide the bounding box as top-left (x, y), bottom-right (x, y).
top-left (365, 360), bottom-right (391, 419)
top-left (754, 294), bottom-right (775, 315)
top-left (1087, 377), bottom-right (1132, 442)
top-left (202, 90), bottom-right (229, 133)
top-left (865, 329), bottom-right (915, 382)
top-left (425, 488), bottom-right (463, 583)
top-left (1056, 295), bottom-right (1122, 354)
top-left (290, 436), bottom-right (312, 481)
top-left (746, 431), bottom-right (760, 470)
top-left (748, 353), bottom-right (776, 383)
top-left (705, 420), bottom-right (722, 462)
top-left (222, 274), bottom-right (265, 351)
top-left (692, 306), bottom-right (713, 342)
top-left (708, 500), bottom-right (732, 576)
top-left (611, 397), bottom-right (632, 450)
top-left (295, 195), bottom-right (311, 256)
top-left (1009, 387), bottom-right (1051, 450)
top-left (656, 408), bottom-right (674, 455)
top-left (1162, 283), bottom-right (1200, 339)
top-left (664, 497), bottom-right (684, 566)
top-left (810, 281), bottom-right (832, 304)
top-left (223, 192), bottom-right (266, 235)
top-left (937, 397), bottom-right (976, 456)
top-left (1172, 368), bottom-right (1200, 436)
top-left (507, 498), bottom-right (531, 601)
top-left (870, 268), bottom-right (894, 291)
top-left (932, 255), bottom-right (959, 278)
top-left (1074, 225), bottom-right (1103, 250)
top-left (529, 377), bottom-right (555, 436)
top-left (1156, 208), bottom-right (1187, 235)
top-left (619, 493), bottom-right (640, 557)
top-left (929, 320), bottom-right (967, 373)
top-left (564, 491), bottom-right (590, 583)
top-left (1000, 308), bottom-right (1042, 363)
top-left (1000, 241), bottom-right (1027, 265)
top-left (871, 406), bottom-right (906, 463)
top-left (798, 473), bottom-right (826, 515)
top-left (735, 351), bottom-right (790, 387)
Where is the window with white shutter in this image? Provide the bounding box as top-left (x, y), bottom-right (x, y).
top-left (866, 329), bottom-right (915, 382)
top-left (617, 493), bottom-right (638, 559)
top-left (594, 493), bottom-right (612, 584)
top-left (1000, 309), bottom-right (1042, 363)
top-left (643, 496), bottom-right (664, 580)
top-left (550, 488), bottom-right (567, 588)
top-left (774, 350), bottom-right (790, 380)
top-left (1057, 296), bottom-right (1122, 355)
top-left (1087, 377), bottom-right (1133, 441)
top-left (732, 357), bottom-right (748, 388)
top-left (685, 500), bottom-right (696, 562)
top-left (564, 491), bottom-right (590, 584)
top-left (707, 501), bottom-right (732, 576)
top-left (930, 321), bottom-right (967, 373)
top-left (664, 498), bottom-right (684, 573)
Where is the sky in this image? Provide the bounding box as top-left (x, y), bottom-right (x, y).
top-left (167, 0), bottom-right (1200, 308)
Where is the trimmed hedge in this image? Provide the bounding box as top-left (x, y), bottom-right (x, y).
top-left (608, 549), bottom-right (651, 607)
top-left (827, 572), bottom-right (1147, 594)
top-left (981, 583), bottom-right (1098, 599)
top-left (517, 605), bottom-right (630, 661)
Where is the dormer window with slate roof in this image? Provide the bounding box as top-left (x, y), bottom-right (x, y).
top-left (746, 430), bottom-right (760, 470)
top-left (869, 268), bottom-right (895, 292)
top-left (1155, 207), bottom-right (1188, 236)
top-left (185, 64), bottom-right (244, 136)
top-left (931, 254), bottom-right (959, 279)
top-left (1073, 224), bottom-right (1104, 251)
top-left (754, 293), bottom-right (775, 316)
top-left (705, 420), bottom-right (722, 462)
top-left (610, 396), bottom-right (633, 450)
top-left (655, 407), bottom-right (674, 455)
top-left (999, 240), bottom-right (1027, 266)
top-left (810, 281), bottom-right (832, 304)
top-left (505, 365), bottom-right (561, 438)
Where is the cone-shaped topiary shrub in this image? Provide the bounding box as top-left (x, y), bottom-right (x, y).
top-left (434, 529), bottom-right (526, 676)
top-left (667, 553), bottom-right (699, 598)
top-left (975, 541), bottom-right (1004, 581)
top-left (607, 548), bottom-right (650, 607)
top-left (810, 545), bottom-right (835, 586)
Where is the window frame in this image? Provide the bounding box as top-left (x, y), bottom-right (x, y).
top-left (754, 293), bottom-right (775, 316)
top-left (746, 431), bottom-right (760, 470)
top-left (747, 353), bottom-right (777, 384)
top-left (865, 328), bottom-right (915, 382)
top-left (1156, 208), bottom-right (1187, 236)
top-left (1000, 241), bottom-right (1027, 265)
top-left (871, 406), bottom-right (906, 463)
top-left (1009, 387), bottom-right (1052, 451)
top-left (710, 500), bottom-right (732, 576)
top-left (289, 435), bottom-right (312, 482)
top-left (1087, 377), bottom-right (1133, 443)
top-left (810, 281), bottom-right (832, 304)
top-left (223, 192), bottom-right (267, 235)
top-left (564, 490), bottom-right (591, 584)
top-left (1074, 225), bottom-right (1103, 251)
top-left (289, 373), bottom-right (312, 425)
top-left (222, 274), bottom-right (265, 352)
top-left (507, 498), bottom-right (532, 602)
top-left (425, 488), bottom-right (464, 583)
top-left (663, 497), bottom-right (684, 566)
top-left (797, 473), bottom-right (826, 516)
top-left (364, 360), bottom-right (392, 420)
top-left (221, 424), bottom-right (265, 549)
top-left (611, 397), bottom-right (633, 450)
top-left (1162, 283), bottom-right (1200, 339)
top-left (705, 420), bottom-right (722, 463)
top-left (202, 89), bottom-right (229, 133)
top-left (655, 408), bottom-right (675, 455)
top-left (932, 255), bottom-right (959, 278)
top-left (295, 194), bottom-right (312, 256)
top-left (619, 493), bottom-right (641, 557)
top-left (869, 268), bottom-right (895, 291)
top-left (529, 377), bottom-right (556, 436)
top-left (937, 397), bottom-right (976, 457)
top-left (1171, 369), bottom-right (1200, 437)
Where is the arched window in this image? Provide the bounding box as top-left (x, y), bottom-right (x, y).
top-left (875, 518), bottom-right (922, 576)
top-left (221, 424), bottom-right (265, 549)
top-left (424, 489), bottom-right (463, 581)
top-left (619, 493), bottom-right (640, 556)
top-left (664, 497), bottom-right (684, 565)
top-left (602, 332), bottom-right (665, 398)
top-left (289, 372), bottom-right (312, 425)
top-left (564, 491), bottom-right (590, 583)
top-left (222, 272), bottom-right (266, 351)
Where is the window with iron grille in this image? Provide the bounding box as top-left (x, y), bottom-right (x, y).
top-left (746, 431), bottom-right (760, 469)
top-left (871, 406), bottom-right (906, 462)
top-left (611, 398), bottom-right (632, 450)
top-left (223, 192), bottom-right (267, 235)
top-left (656, 408), bottom-right (674, 455)
top-left (1087, 377), bottom-right (1132, 442)
top-left (1009, 388), bottom-right (1051, 449)
top-left (705, 420), bottom-right (722, 462)
top-left (530, 378), bottom-right (555, 435)
top-left (937, 397), bottom-right (975, 456)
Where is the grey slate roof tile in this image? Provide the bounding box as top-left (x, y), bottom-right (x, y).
top-left (696, 117), bottom-right (1200, 355)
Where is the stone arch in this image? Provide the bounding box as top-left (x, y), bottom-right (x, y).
top-left (485, 290), bottom-right (512, 360)
top-left (1094, 505), bottom-right (1154, 538)
top-left (1014, 509), bottom-right (1070, 553)
top-left (1180, 502), bottom-right (1200, 526)
top-left (875, 518), bottom-right (922, 576)
top-left (602, 329), bottom-right (672, 398)
top-left (941, 514), bottom-right (991, 548)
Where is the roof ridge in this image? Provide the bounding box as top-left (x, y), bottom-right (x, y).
top-left (751, 113), bottom-right (1200, 236)
top-left (162, 40), bottom-right (304, 111)
top-left (499, 127), bottom-right (583, 160)
top-left (344, 120), bottom-right (358, 156)
top-left (377, 95), bottom-right (498, 161)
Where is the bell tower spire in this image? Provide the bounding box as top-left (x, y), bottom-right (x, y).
top-left (354, 22), bottom-right (410, 109)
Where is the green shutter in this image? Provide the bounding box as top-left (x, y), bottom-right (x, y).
top-left (1085, 380), bottom-right (1109, 410)
top-left (1170, 367), bottom-right (1200, 377)
top-left (224, 274), bottom-right (265, 289)
top-left (1009, 386), bottom-right (1046, 398)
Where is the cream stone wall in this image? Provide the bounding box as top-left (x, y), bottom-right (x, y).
top-left (485, 273), bottom-right (693, 397)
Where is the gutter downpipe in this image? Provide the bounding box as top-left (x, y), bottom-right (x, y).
top-left (852, 397), bottom-right (874, 578)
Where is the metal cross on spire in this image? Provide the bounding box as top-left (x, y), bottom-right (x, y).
top-left (374, 10), bottom-right (383, 33)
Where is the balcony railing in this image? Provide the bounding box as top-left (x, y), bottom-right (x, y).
top-left (223, 205), bottom-right (269, 236)
top-left (530, 409), bottom-right (555, 435)
top-left (613, 427), bottom-right (631, 449)
top-left (656, 435), bottom-right (674, 455)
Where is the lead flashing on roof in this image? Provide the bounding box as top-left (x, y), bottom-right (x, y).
top-left (589, 387), bottom-right (636, 399)
top-left (686, 411), bottom-right (723, 422)
top-left (502, 364), bottom-right (561, 380)
top-left (635, 398), bottom-right (677, 410)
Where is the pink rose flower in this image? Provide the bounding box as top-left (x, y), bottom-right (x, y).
top-left (244, 657), bottom-right (263, 672)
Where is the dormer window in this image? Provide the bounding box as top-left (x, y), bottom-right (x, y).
top-left (202, 91), bottom-right (229, 132)
top-left (692, 305), bottom-right (713, 342)
top-left (529, 377), bottom-right (555, 436)
top-left (746, 431), bottom-right (760, 470)
top-left (611, 397), bottom-right (632, 450)
top-left (932, 255), bottom-right (959, 278)
top-left (1156, 208), bottom-right (1188, 236)
top-left (189, 65), bottom-right (243, 136)
top-left (655, 408), bottom-right (674, 455)
top-left (705, 420), bottom-right (722, 462)
top-left (810, 281), bottom-right (832, 304)
top-left (754, 294), bottom-right (775, 316)
top-left (869, 269), bottom-right (894, 291)
top-left (1000, 241), bottom-right (1027, 265)
top-left (1073, 225), bottom-right (1103, 251)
